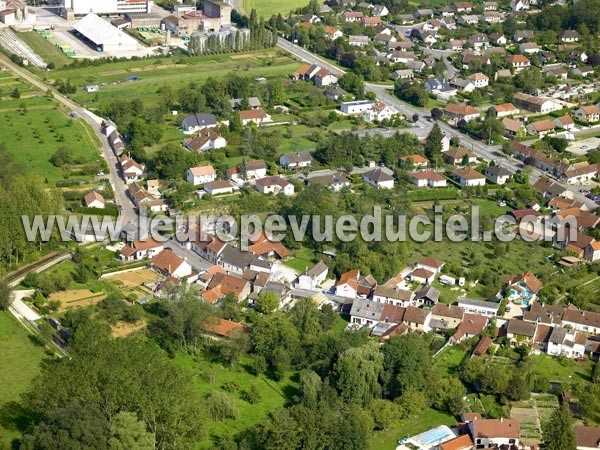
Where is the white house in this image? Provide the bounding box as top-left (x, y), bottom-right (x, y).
top-left (362, 102), bottom-right (395, 122)
top-left (468, 418), bottom-right (520, 449)
top-left (349, 35), bottom-right (370, 46)
top-left (452, 167), bottom-right (486, 187)
top-left (279, 151), bottom-right (313, 170)
top-left (151, 249), bottom-right (193, 279)
top-left (572, 105), bottom-right (600, 123)
top-left (341, 100), bottom-right (374, 115)
top-left (363, 168), bottom-right (394, 189)
top-left (484, 166), bottom-right (512, 185)
top-left (204, 180), bottom-right (235, 195)
top-left (467, 72), bottom-right (489, 88)
top-left (226, 160), bottom-right (267, 181)
top-left (119, 156), bottom-right (145, 184)
top-left (183, 128), bottom-right (227, 152)
top-left (297, 260), bottom-right (328, 290)
top-left (254, 176), bottom-right (294, 195)
top-left (416, 257), bottom-right (445, 274)
top-left (119, 238), bottom-right (164, 261)
top-left (410, 171), bottom-right (448, 187)
top-left (372, 285), bottom-right (413, 307)
top-left (186, 165), bottom-right (217, 186)
top-left (546, 327), bottom-right (586, 358)
top-left (84, 190), bottom-right (105, 208)
top-left (181, 113), bottom-right (218, 134)
top-left (335, 269), bottom-right (360, 298)
top-left (458, 298), bottom-right (500, 317)
top-left (240, 108), bottom-right (272, 126)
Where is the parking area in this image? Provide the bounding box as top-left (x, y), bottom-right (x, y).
top-left (566, 137), bottom-right (600, 156)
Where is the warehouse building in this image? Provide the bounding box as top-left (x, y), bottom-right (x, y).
top-left (74, 13), bottom-right (140, 52)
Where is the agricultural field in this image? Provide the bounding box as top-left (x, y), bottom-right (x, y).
top-left (0, 96), bottom-right (102, 185)
top-left (511, 393), bottom-right (559, 445)
top-left (241, 0), bottom-right (318, 17)
top-left (0, 312), bottom-right (47, 449)
top-left (104, 268), bottom-right (161, 301)
top-left (48, 51), bottom-right (302, 106)
top-left (49, 288), bottom-right (106, 312)
top-left (174, 352), bottom-right (298, 449)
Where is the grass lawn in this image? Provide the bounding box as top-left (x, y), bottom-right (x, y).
top-left (173, 352), bottom-right (298, 449)
top-left (529, 354), bottom-right (592, 384)
top-left (0, 99), bottom-right (102, 185)
top-left (241, 0), bottom-right (318, 16)
top-left (49, 51), bottom-right (302, 107)
top-left (0, 312), bottom-right (47, 448)
top-left (17, 32), bottom-right (72, 69)
top-left (371, 408), bottom-right (456, 450)
top-left (284, 247), bottom-right (318, 273)
top-left (433, 346), bottom-right (469, 376)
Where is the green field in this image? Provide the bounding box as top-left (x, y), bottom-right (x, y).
top-left (433, 345), bottom-right (470, 376)
top-left (49, 51), bottom-right (302, 106)
top-left (17, 32), bottom-right (72, 69)
top-left (0, 312), bottom-right (47, 448)
top-left (0, 98), bottom-right (103, 185)
top-left (174, 352), bottom-right (298, 449)
top-left (241, 0), bottom-right (317, 17)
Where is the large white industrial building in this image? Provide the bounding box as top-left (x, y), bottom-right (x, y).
top-left (63, 0), bottom-right (151, 16)
top-left (73, 13), bottom-right (140, 52)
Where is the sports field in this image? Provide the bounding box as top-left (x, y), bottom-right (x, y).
top-left (242, 0), bottom-right (318, 17)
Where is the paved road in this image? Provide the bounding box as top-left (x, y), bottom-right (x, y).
top-left (0, 53), bottom-right (138, 226)
top-left (165, 240), bottom-right (213, 271)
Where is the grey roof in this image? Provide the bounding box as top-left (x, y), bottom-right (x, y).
top-left (306, 260), bottom-right (328, 278)
top-left (549, 326), bottom-right (568, 344)
top-left (221, 245), bottom-right (256, 269)
top-left (308, 173), bottom-right (350, 186)
top-left (229, 97), bottom-right (261, 109)
top-left (485, 165), bottom-right (512, 177)
top-left (374, 285), bottom-right (413, 301)
top-left (182, 113), bottom-right (217, 129)
top-left (458, 298), bottom-right (500, 310)
top-left (281, 151), bottom-right (313, 164)
top-left (364, 168), bottom-right (394, 183)
top-left (414, 285), bottom-right (440, 304)
top-left (507, 319), bottom-right (537, 337)
top-left (263, 281), bottom-right (288, 297)
top-left (250, 256), bottom-right (272, 270)
top-left (74, 13), bottom-right (139, 48)
top-left (350, 297), bottom-right (385, 319)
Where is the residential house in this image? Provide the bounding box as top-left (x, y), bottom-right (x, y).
top-left (372, 4), bottom-right (388, 16)
top-left (467, 72), bottom-right (489, 88)
top-left (506, 319), bottom-right (538, 346)
top-left (204, 180), bottom-right (235, 195)
top-left (575, 426), bottom-right (600, 450)
top-left (410, 268), bottom-right (435, 284)
top-left (324, 26), bottom-right (343, 40)
top-left (372, 285), bottom-right (414, 307)
top-left (202, 273), bottom-right (251, 303)
top-left (362, 102), bottom-right (395, 122)
top-left (457, 14), bottom-right (479, 25)
top-left (254, 176), bottom-right (294, 195)
top-left (335, 269), bottom-right (360, 298)
top-left (481, 11), bottom-right (502, 23)
top-left (560, 30), bottom-right (581, 42)
top-left (297, 260), bottom-right (328, 290)
top-left (484, 165), bottom-right (512, 184)
top-left (399, 14), bottom-right (416, 24)
top-left (219, 245), bottom-right (258, 275)
top-left (449, 77), bottom-right (476, 93)
top-left (448, 39), bottom-right (466, 51)
top-left (127, 183), bottom-right (168, 212)
top-left (391, 69), bottom-right (414, 80)
top-left (440, 435), bottom-right (474, 450)
top-left (240, 108), bottom-right (272, 126)
top-left (146, 179), bottom-right (160, 198)
top-left (400, 154), bottom-right (429, 169)
top-left (451, 313), bottom-right (488, 342)
top-left (519, 42), bottom-right (540, 54)
top-left (414, 8), bottom-right (434, 18)
top-left (350, 298), bottom-right (406, 328)
top-left (503, 118), bottom-right (527, 138)
top-left (523, 301), bottom-right (565, 326)
top-left (325, 86), bottom-right (350, 101)
top-left (561, 307), bottom-right (600, 335)
top-left (468, 418), bottom-right (520, 448)
top-left (584, 241), bottom-right (600, 262)
top-left (444, 147), bottom-right (477, 165)
top-left (410, 171), bottom-right (448, 188)
top-left (425, 77), bottom-right (457, 99)
top-left (181, 113), bottom-right (217, 134)
top-left (488, 32), bottom-right (507, 45)
top-left (573, 66), bottom-right (594, 77)
top-left (461, 52), bottom-right (490, 68)
top-left (513, 30), bottom-right (534, 42)
top-left (560, 163), bottom-right (598, 185)
top-left (362, 16), bottom-right (381, 26)
top-left (553, 115), bottom-right (576, 131)
top-left (363, 168), bottom-right (394, 189)
top-left (119, 238), bottom-right (164, 261)
top-left (415, 257), bottom-right (445, 275)
top-left (341, 11), bottom-right (364, 22)
top-left (526, 119), bottom-right (557, 137)
top-left (492, 103), bottom-right (520, 118)
top-left (572, 105), bottom-right (600, 123)
top-left (506, 54), bottom-right (531, 71)
top-left (183, 128), bottom-right (227, 152)
top-left (443, 103), bottom-right (480, 124)
top-left (119, 155), bottom-right (145, 184)
top-left (226, 160), bottom-right (267, 182)
top-left (414, 285), bottom-right (440, 307)
top-left (513, 93), bottom-right (562, 113)
top-left (403, 306), bottom-right (432, 332)
top-left (349, 35), bottom-right (369, 46)
top-left (307, 173), bottom-right (351, 191)
top-left (202, 317), bottom-right (250, 339)
top-left (452, 1), bottom-right (472, 12)
top-left (341, 100), bottom-right (374, 114)
top-left (151, 249), bottom-right (193, 279)
top-left (453, 167), bottom-right (486, 187)
top-left (84, 191), bottom-right (105, 208)
top-left (186, 165), bottom-right (217, 186)
top-left (469, 34), bottom-right (489, 50)
top-left (440, 16), bottom-right (457, 29)
top-left (458, 298), bottom-right (499, 317)
top-left (314, 68), bottom-right (339, 87)
top-left (388, 50), bottom-right (416, 64)
top-left (229, 97), bottom-right (261, 110)
top-left (279, 151), bottom-right (313, 170)
top-left (431, 304), bottom-right (464, 329)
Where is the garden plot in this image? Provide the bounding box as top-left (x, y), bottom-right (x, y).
top-left (49, 289), bottom-right (106, 312)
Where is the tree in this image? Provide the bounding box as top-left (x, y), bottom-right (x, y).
top-left (0, 280), bottom-right (12, 310)
top-left (424, 122), bottom-right (444, 160)
top-left (369, 399), bottom-right (400, 430)
top-left (333, 343), bottom-right (383, 406)
top-left (255, 291), bottom-right (280, 314)
top-left (541, 403), bottom-right (576, 450)
top-left (51, 147), bottom-right (73, 167)
top-left (11, 87), bottom-right (20, 99)
top-left (204, 391), bottom-right (239, 421)
top-left (381, 334), bottom-right (432, 398)
top-left (244, 384), bottom-right (262, 404)
top-left (431, 108), bottom-right (443, 121)
top-left (108, 411), bottom-right (155, 450)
